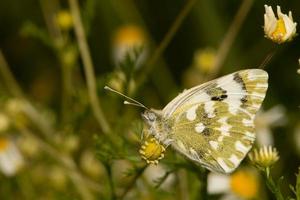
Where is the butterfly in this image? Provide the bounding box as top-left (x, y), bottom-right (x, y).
top-left (105, 69), bottom-right (268, 173)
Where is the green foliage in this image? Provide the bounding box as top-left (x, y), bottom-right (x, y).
top-left (20, 21), bottom-right (54, 48)
top-left (0, 0), bottom-right (300, 199)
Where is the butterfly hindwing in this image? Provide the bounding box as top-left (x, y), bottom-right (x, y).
top-left (165, 69), bottom-right (268, 173)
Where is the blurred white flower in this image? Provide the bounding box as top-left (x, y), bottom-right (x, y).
top-left (143, 164), bottom-right (175, 191)
top-left (207, 172), bottom-right (230, 194)
top-left (0, 137), bottom-right (24, 176)
top-left (80, 150), bottom-right (105, 178)
top-left (112, 25), bottom-right (148, 68)
top-left (264, 5), bottom-right (297, 43)
top-left (255, 105), bottom-right (286, 146)
top-left (208, 169), bottom-right (259, 199)
top-left (111, 159), bottom-right (133, 188)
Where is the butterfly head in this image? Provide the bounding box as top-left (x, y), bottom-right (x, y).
top-left (141, 110), bottom-right (158, 126)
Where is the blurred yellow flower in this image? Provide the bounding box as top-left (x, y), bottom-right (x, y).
top-left (56, 10), bottom-right (73, 31)
top-left (18, 135), bottom-right (39, 157)
top-left (0, 137), bottom-right (24, 176)
top-left (140, 136), bottom-right (165, 165)
top-left (248, 146), bottom-right (279, 168)
top-left (264, 5), bottom-right (297, 43)
top-left (183, 48), bottom-right (216, 88)
top-left (5, 98), bottom-right (29, 128)
top-left (230, 170), bottom-right (259, 199)
top-left (0, 113), bottom-right (10, 133)
top-left (107, 70), bottom-right (126, 93)
top-left (193, 48), bottom-right (216, 73)
top-left (61, 45), bottom-right (78, 67)
top-left (208, 168), bottom-right (259, 199)
top-left (62, 134), bottom-right (79, 154)
top-left (49, 166), bottom-right (67, 189)
top-left (112, 25), bottom-right (147, 67)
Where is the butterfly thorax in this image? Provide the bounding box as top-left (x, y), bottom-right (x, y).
top-left (142, 109), bottom-right (173, 146)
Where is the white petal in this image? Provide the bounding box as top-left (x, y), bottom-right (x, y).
top-left (264, 5), bottom-right (277, 34)
top-left (265, 5), bottom-right (276, 20)
top-left (277, 6), bottom-right (284, 18)
top-left (0, 142), bottom-right (24, 176)
top-left (282, 15), bottom-right (297, 40)
top-left (220, 194), bottom-right (243, 200)
top-left (263, 105), bottom-right (286, 125)
top-left (207, 173), bottom-right (230, 194)
top-left (256, 128), bottom-right (274, 146)
top-left (289, 11), bottom-right (294, 21)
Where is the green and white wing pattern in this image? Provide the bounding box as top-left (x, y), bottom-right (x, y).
top-left (163, 69), bottom-right (268, 173)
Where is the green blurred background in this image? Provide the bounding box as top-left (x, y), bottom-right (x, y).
top-left (0, 0), bottom-right (299, 199)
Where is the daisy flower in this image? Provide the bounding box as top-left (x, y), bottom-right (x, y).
top-left (208, 168), bottom-right (260, 199)
top-left (264, 5), bottom-right (297, 43)
top-left (0, 137), bottom-right (24, 176)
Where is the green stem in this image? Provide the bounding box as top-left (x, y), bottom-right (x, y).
top-left (40, 0), bottom-right (73, 125)
top-left (207, 0), bottom-right (254, 80)
top-left (119, 165), bottom-right (147, 200)
top-left (0, 51), bottom-right (54, 140)
top-left (263, 168), bottom-right (285, 200)
top-left (198, 169), bottom-right (208, 199)
top-left (68, 0), bottom-right (111, 134)
top-left (60, 60), bottom-right (72, 124)
top-left (134, 0), bottom-right (197, 93)
top-left (178, 169), bottom-right (189, 200)
top-left (0, 51), bottom-right (24, 98)
top-left (105, 164), bottom-right (116, 200)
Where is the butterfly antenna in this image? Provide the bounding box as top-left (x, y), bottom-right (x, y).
top-left (259, 50), bottom-right (276, 69)
top-left (104, 86), bottom-right (149, 110)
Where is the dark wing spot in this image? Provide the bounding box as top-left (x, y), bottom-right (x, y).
top-left (202, 128), bottom-right (211, 136)
top-left (211, 94), bottom-right (228, 101)
top-left (209, 87), bottom-right (228, 101)
top-left (241, 96), bottom-right (248, 108)
top-left (233, 73), bottom-right (246, 90)
top-left (241, 96), bottom-right (247, 103)
top-left (221, 94), bottom-right (228, 99)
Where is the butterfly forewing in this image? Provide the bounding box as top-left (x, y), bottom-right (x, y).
top-left (164, 69), bottom-right (268, 173)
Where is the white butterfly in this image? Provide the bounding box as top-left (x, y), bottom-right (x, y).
top-left (106, 69), bottom-right (268, 173)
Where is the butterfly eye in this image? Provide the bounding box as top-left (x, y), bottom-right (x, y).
top-left (148, 112), bottom-right (156, 121)
top-left (142, 111), bottom-right (157, 123)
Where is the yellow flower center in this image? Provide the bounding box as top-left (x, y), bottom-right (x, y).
top-left (139, 137), bottom-right (165, 164)
top-left (0, 138), bottom-right (9, 152)
top-left (230, 170), bottom-right (258, 199)
top-left (271, 18), bottom-right (286, 43)
top-left (114, 25), bottom-right (145, 46)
